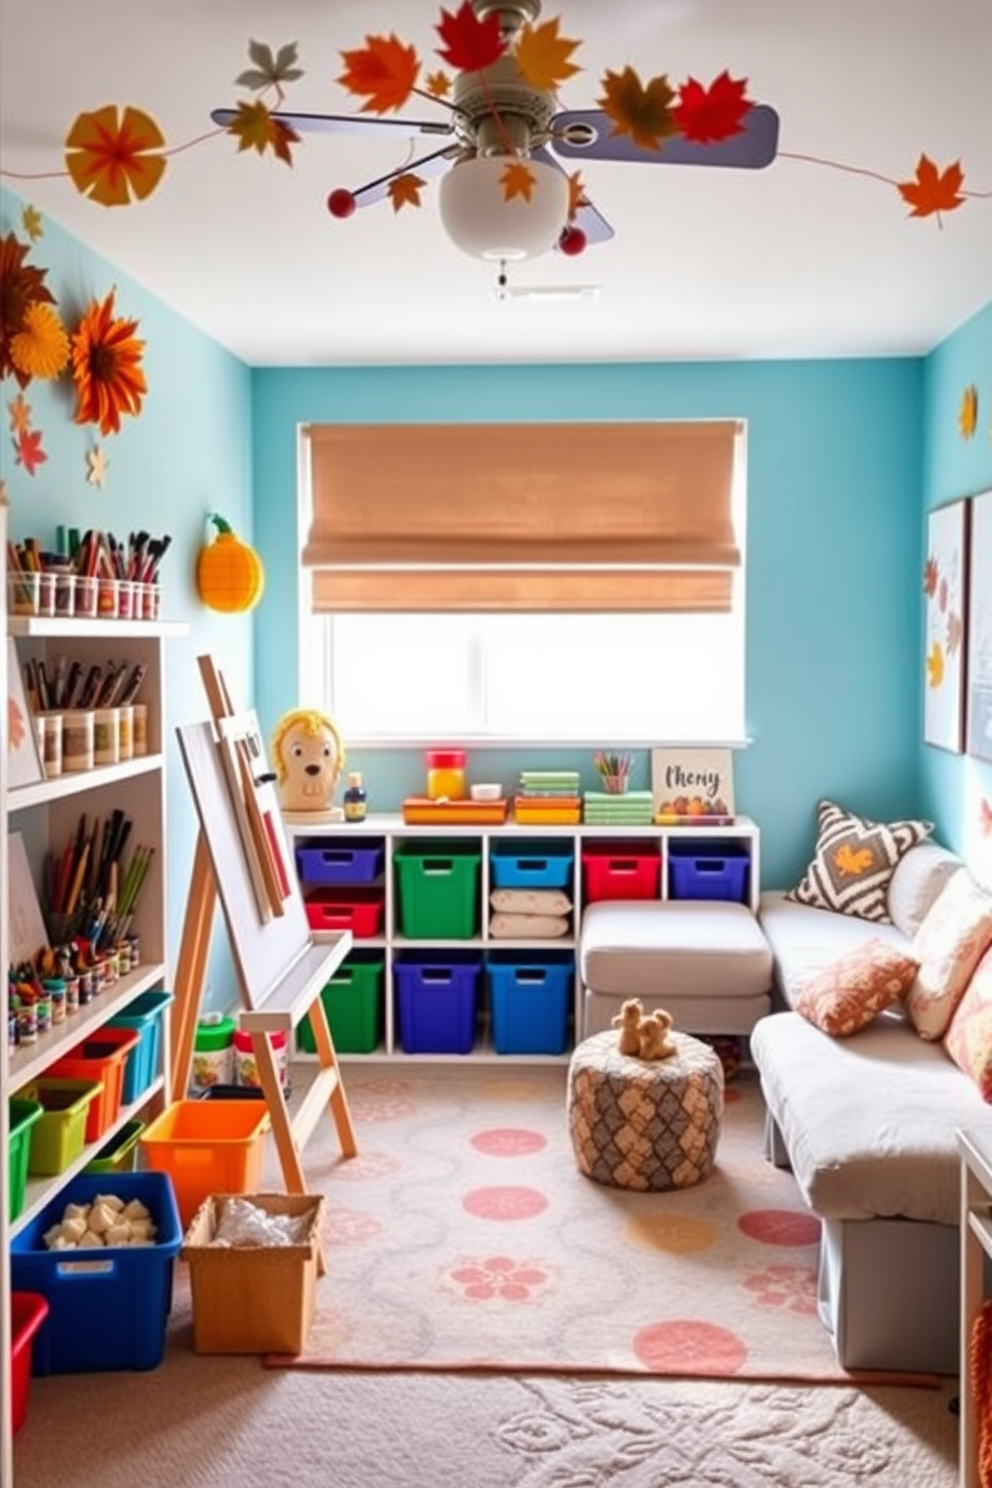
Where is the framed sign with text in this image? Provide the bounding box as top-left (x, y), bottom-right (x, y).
top-left (651, 748), bottom-right (735, 824)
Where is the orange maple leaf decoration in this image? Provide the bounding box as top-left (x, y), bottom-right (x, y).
top-left (923, 555), bottom-right (939, 597)
top-left (926, 640), bottom-right (945, 689)
top-left (674, 71), bottom-right (752, 144)
top-left (834, 843), bottom-right (874, 876)
top-left (515, 17), bottom-right (582, 92)
top-left (13, 426), bottom-right (47, 475)
top-left (897, 153), bottom-right (966, 222)
top-left (425, 70), bottom-right (451, 98)
top-left (8, 694), bottom-right (25, 752)
top-left (567, 171), bottom-right (588, 220)
top-left (599, 67), bottom-right (678, 151)
top-left (388, 173), bottom-right (428, 211)
top-left (501, 160), bottom-right (538, 202)
top-left (7, 393), bottom-right (32, 436)
top-left (338, 34), bottom-right (421, 114)
top-left (435, 3), bottom-right (505, 71)
top-left (226, 101), bottom-right (299, 164)
top-left (64, 104), bottom-right (166, 207)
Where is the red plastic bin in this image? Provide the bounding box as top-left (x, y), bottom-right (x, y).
top-left (48, 1025), bottom-right (141, 1143)
top-left (11, 1292), bottom-right (49, 1433)
top-left (581, 842), bottom-right (662, 903)
top-left (305, 886), bottom-right (385, 937)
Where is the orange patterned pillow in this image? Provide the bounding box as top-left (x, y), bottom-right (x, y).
top-left (943, 944), bottom-right (992, 1100)
top-left (795, 939), bottom-right (920, 1037)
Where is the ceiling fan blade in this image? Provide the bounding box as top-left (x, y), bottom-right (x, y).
top-left (532, 146), bottom-right (615, 246)
top-left (210, 107), bottom-right (455, 140)
top-left (549, 103), bottom-right (780, 170)
top-left (337, 143), bottom-right (459, 210)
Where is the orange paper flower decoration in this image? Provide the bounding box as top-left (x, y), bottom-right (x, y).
top-left (10, 302), bottom-right (69, 380)
top-left (71, 289), bottom-right (147, 435)
top-left (65, 104), bottom-right (166, 207)
top-left (0, 230), bottom-right (55, 386)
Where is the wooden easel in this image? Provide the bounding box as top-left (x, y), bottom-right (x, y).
top-left (170, 656), bottom-right (357, 1216)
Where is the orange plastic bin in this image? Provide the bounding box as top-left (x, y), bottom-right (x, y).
top-left (139, 1100), bottom-right (270, 1227)
top-left (48, 1025), bottom-right (141, 1143)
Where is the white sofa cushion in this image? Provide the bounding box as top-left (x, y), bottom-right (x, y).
top-left (758, 891), bottom-right (910, 1012)
top-left (887, 841), bottom-right (962, 939)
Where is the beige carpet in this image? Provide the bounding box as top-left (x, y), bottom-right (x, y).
top-left (267, 1063), bottom-right (934, 1383)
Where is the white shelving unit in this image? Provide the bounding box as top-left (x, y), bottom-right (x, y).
top-left (2, 596), bottom-right (183, 1478)
top-left (287, 814), bottom-right (760, 1064)
top-left (958, 1128), bottom-right (992, 1487)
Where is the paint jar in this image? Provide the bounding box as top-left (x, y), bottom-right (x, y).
top-left (117, 579), bottom-right (136, 619)
top-left (117, 704), bottom-right (134, 762)
top-left (54, 571), bottom-right (76, 617)
top-left (62, 709), bottom-right (95, 772)
top-left (234, 1028), bottom-right (290, 1096)
top-left (74, 575), bottom-right (98, 618)
top-left (97, 576), bottom-right (119, 617)
top-left (132, 702), bottom-right (148, 756)
top-left (426, 749), bottom-right (467, 801)
top-left (94, 708), bottom-right (120, 767)
top-left (191, 1013), bottom-right (237, 1092)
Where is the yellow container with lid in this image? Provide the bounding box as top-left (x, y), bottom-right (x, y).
top-left (426, 749), bottom-right (467, 801)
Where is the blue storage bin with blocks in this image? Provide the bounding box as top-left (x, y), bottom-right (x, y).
top-left (107, 989), bottom-right (174, 1104)
top-left (394, 950), bottom-right (483, 1054)
top-left (667, 841), bottom-right (750, 904)
top-left (487, 950), bottom-right (574, 1056)
top-left (295, 837), bottom-right (385, 886)
top-left (489, 840), bottom-right (574, 891)
top-left (10, 1169), bottom-right (182, 1374)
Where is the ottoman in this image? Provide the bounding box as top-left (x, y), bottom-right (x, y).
top-left (567, 1028), bottom-right (724, 1191)
top-left (581, 900), bottom-right (773, 1038)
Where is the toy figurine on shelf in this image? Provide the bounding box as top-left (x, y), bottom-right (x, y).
top-left (270, 707), bottom-right (346, 823)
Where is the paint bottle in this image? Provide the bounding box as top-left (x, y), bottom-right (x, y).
top-left (343, 771), bottom-right (367, 822)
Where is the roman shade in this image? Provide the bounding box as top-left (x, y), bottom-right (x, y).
top-left (302, 419), bottom-right (742, 613)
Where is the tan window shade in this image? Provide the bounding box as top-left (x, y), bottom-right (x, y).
top-left (303, 420), bottom-right (741, 613)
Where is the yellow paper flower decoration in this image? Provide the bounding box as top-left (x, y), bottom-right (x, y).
top-left (10, 302), bottom-right (69, 380)
top-left (959, 384), bottom-right (978, 439)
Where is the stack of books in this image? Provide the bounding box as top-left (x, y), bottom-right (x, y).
top-left (583, 789), bottom-right (656, 826)
top-left (514, 770), bottom-right (581, 825)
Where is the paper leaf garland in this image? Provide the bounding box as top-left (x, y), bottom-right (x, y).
top-left (598, 67), bottom-right (678, 151)
top-left (435, 3), bottom-right (505, 72)
top-left (897, 153), bottom-right (966, 220)
top-left (338, 34), bottom-right (422, 113)
top-left (7, 393), bottom-right (32, 435)
top-left (21, 205), bottom-right (43, 242)
top-left (71, 288), bottom-right (147, 436)
top-left (65, 104), bottom-right (167, 207)
top-left (86, 444), bottom-right (109, 486)
top-left (13, 426), bottom-right (47, 475)
top-left (673, 71), bottom-right (752, 144)
top-left (514, 17), bottom-right (582, 92)
top-left (234, 39), bottom-right (304, 96)
top-left (225, 100), bottom-right (300, 163)
top-left (388, 172), bottom-right (428, 210)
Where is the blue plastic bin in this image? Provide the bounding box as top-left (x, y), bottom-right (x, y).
top-left (10, 1170), bottom-right (182, 1374)
top-left (295, 838), bottom-right (385, 886)
top-left (487, 950), bottom-right (574, 1055)
top-left (108, 989), bottom-right (174, 1103)
top-left (394, 951), bottom-right (482, 1054)
top-left (668, 843), bottom-right (750, 904)
top-left (489, 840), bottom-right (574, 891)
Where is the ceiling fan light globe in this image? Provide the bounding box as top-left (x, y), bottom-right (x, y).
top-left (439, 155), bottom-right (570, 262)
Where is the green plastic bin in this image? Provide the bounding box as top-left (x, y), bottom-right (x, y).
top-left (8, 1098), bottom-right (43, 1221)
top-left (394, 841), bottom-right (481, 939)
top-left (297, 953), bottom-right (384, 1055)
top-left (84, 1118), bottom-right (145, 1174)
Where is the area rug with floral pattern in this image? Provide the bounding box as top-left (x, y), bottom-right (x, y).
top-left (265, 1062), bottom-right (936, 1385)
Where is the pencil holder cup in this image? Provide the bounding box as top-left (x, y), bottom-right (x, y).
top-left (7, 571), bottom-right (40, 616)
top-left (62, 709), bottom-right (95, 773)
top-left (36, 711), bottom-right (64, 779)
top-left (117, 704), bottom-right (135, 762)
top-left (94, 708), bottom-right (120, 768)
top-left (602, 774), bottom-right (630, 795)
top-left (74, 575), bottom-right (98, 619)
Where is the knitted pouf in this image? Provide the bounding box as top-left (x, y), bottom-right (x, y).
top-left (567, 1028), bottom-right (724, 1191)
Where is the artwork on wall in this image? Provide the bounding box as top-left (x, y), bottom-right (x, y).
top-left (966, 488), bottom-right (992, 762)
top-left (6, 637), bottom-right (43, 788)
top-left (923, 498), bottom-right (968, 754)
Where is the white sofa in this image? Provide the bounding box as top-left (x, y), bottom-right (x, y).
top-left (750, 841), bottom-right (990, 1375)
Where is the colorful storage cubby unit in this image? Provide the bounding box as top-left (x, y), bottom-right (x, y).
top-left (297, 951), bottom-right (384, 1055)
top-left (22, 1078), bottom-right (104, 1176)
top-left (10, 1292), bottom-right (49, 1431)
top-left (489, 840), bottom-right (574, 891)
top-left (10, 1171), bottom-right (182, 1374)
top-left (394, 951), bottom-right (483, 1054)
top-left (8, 1097), bottom-right (42, 1222)
top-left (84, 1118), bottom-right (145, 1175)
top-left (298, 836), bottom-right (387, 938)
top-left (581, 841), bottom-right (663, 903)
top-left (48, 1025), bottom-right (142, 1144)
top-left (139, 1099), bottom-right (270, 1228)
top-left (107, 989), bottom-right (175, 1104)
top-left (394, 841), bottom-right (481, 939)
top-left (668, 842), bottom-right (750, 904)
top-left (487, 950), bottom-right (574, 1056)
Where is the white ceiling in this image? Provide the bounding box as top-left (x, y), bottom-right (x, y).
top-left (2, 0), bottom-right (991, 367)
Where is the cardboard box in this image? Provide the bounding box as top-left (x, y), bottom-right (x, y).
top-left (181, 1192), bottom-right (324, 1354)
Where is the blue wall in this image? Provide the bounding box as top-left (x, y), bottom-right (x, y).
top-left (252, 358), bottom-right (924, 887)
top-left (1, 188), bottom-right (255, 997)
top-left (920, 300), bottom-right (992, 888)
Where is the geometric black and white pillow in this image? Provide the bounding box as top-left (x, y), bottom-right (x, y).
top-left (786, 799), bottom-right (933, 923)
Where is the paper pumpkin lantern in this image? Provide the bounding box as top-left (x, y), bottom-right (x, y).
top-left (196, 513), bottom-right (265, 612)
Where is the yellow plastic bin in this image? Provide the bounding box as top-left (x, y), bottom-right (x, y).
top-left (139, 1100), bottom-right (270, 1227)
top-left (23, 1078), bottom-right (104, 1175)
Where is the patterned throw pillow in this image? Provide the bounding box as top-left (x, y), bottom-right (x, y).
top-left (906, 869), bottom-right (992, 1040)
top-left (786, 799), bottom-right (932, 923)
top-left (944, 944), bottom-right (992, 1100)
top-left (794, 938), bottom-right (920, 1037)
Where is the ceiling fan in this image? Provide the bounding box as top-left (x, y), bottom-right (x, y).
top-left (211, 0), bottom-right (780, 263)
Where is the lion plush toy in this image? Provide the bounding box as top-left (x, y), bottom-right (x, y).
top-left (271, 707), bottom-right (345, 818)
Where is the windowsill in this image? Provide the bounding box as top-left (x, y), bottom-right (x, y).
top-left (343, 736), bottom-right (755, 750)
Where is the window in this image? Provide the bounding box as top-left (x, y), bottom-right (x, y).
top-left (299, 420), bottom-right (747, 745)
